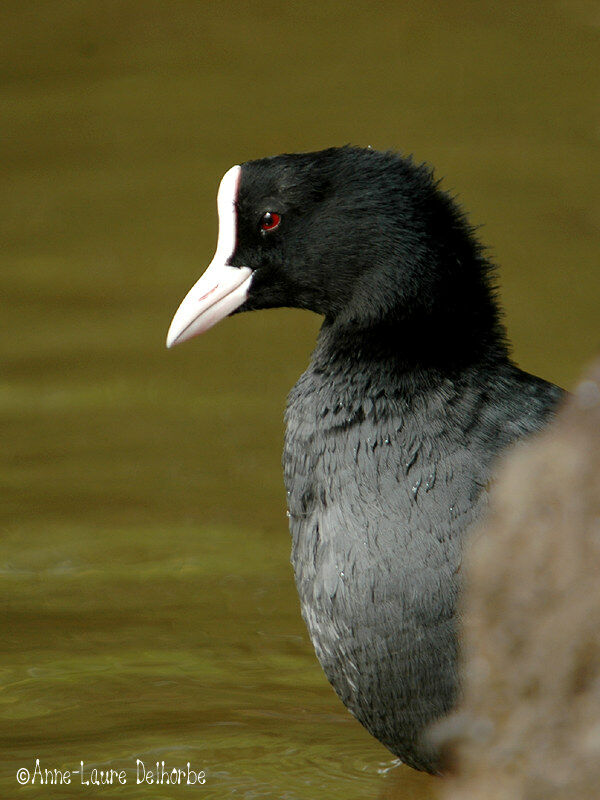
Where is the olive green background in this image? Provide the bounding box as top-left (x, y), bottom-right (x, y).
top-left (2, 2), bottom-right (599, 798)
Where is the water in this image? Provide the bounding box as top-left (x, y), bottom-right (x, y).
top-left (2, 2), bottom-right (598, 797)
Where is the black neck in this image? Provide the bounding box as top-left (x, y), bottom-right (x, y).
top-left (313, 305), bottom-right (508, 380)
top-left (313, 228), bottom-right (509, 378)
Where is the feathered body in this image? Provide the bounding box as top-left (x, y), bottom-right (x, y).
top-left (285, 329), bottom-right (561, 771)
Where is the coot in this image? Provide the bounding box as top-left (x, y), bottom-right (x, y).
top-left (166, 146), bottom-right (563, 773)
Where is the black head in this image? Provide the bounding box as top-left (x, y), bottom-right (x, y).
top-left (167, 146), bottom-right (504, 359)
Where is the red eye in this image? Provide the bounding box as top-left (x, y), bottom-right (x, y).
top-left (260, 211), bottom-right (281, 231)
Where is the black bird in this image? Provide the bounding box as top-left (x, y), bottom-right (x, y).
top-left (166, 146), bottom-right (563, 774)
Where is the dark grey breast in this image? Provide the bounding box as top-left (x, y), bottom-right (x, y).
top-left (284, 329), bottom-right (562, 772)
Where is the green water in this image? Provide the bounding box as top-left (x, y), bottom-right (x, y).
top-left (2, 2), bottom-right (599, 797)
